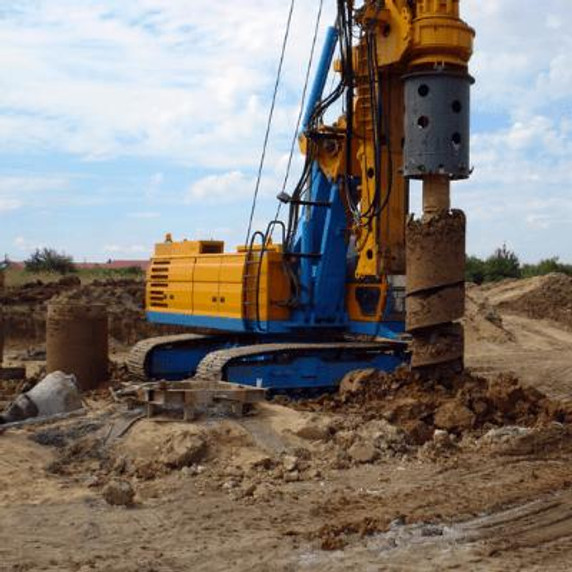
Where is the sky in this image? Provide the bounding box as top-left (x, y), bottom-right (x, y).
top-left (0, 0), bottom-right (571, 263)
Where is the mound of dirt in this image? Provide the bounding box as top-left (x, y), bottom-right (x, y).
top-left (1, 278), bottom-right (179, 346)
top-left (486, 273), bottom-right (572, 330)
top-left (464, 285), bottom-right (515, 345)
top-left (51, 279), bottom-right (144, 310)
top-left (298, 368), bottom-right (571, 444)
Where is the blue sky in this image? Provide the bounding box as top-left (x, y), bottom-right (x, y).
top-left (1, 0), bottom-right (571, 262)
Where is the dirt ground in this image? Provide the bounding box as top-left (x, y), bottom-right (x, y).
top-left (1, 275), bottom-right (572, 572)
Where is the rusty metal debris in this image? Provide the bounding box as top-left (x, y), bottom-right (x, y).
top-left (122, 379), bottom-right (266, 421)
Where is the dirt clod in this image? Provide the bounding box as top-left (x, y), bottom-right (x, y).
top-left (102, 480), bottom-right (135, 507)
top-left (160, 432), bottom-right (208, 469)
top-left (348, 441), bottom-right (377, 464)
top-left (434, 401), bottom-right (476, 432)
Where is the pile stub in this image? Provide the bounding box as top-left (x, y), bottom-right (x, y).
top-left (47, 302), bottom-right (109, 391)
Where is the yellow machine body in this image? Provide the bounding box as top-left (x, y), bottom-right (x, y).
top-left (147, 240), bottom-right (291, 326)
top-left (146, 237), bottom-right (391, 328)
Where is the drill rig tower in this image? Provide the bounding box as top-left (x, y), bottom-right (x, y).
top-left (129, 0), bottom-right (475, 389)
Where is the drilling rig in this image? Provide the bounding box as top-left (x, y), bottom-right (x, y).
top-left (128, 0), bottom-right (475, 390)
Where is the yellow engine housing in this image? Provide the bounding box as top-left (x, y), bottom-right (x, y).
top-left (146, 239), bottom-right (291, 326)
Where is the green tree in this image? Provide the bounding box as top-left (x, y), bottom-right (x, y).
top-left (522, 257), bottom-right (572, 278)
top-left (484, 244), bottom-right (521, 282)
top-left (25, 248), bottom-right (77, 274)
top-left (465, 255), bottom-right (486, 285)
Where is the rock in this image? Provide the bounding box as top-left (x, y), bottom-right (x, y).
top-left (253, 483), bottom-right (274, 501)
top-left (480, 426), bottom-right (531, 445)
top-left (224, 466), bottom-right (244, 479)
top-left (282, 455), bottom-right (298, 472)
top-left (339, 369), bottom-right (377, 396)
top-left (420, 524), bottom-right (444, 537)
top-left (418, 432), bottom-right (458, 460)
top-left (241, 483), bottom-right (257, 497)
top-left (284, 470), bottom-right (300, 483)
top-left (434, 401), bottom-right (476, 432)
top-left (222, 479), bottom-right (239, 491)
top-left (112, 456), bottom-right (128, 475)
top-left (307, 468), bottom-right (322, 480)
top-left (180, 466), bottom-right (195, 477)
top-left (102, 480), bottom-right (135, 507)
top-left (360, 419), bottom-right (403, 442)
top-left (272, 467), bottom-right (284, 480)
top-left (248, 456), bottom-right (274, 471)
top-left (390, 516), bottom-right (406, 529)
top-left (334, 430), bottom-right (357, 448)
top-left (433, 429), bottom-right (452, 446)
top-left (85, 475), bottom-right (100, 488)
top-left (402, 419), bottom-right (433, 445)
top-left (348, 441), bottom-right (378, 463)
top-left (134, 460), bottom-right (162, 480)
top-left (160, 433), bottom-right (207, 469)
top-left (294, 417), bottom-right (333, 442)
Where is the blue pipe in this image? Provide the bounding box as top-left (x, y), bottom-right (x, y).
top-left (299, 163), bottom-right (320, 316)
top-left (302, 26), bottom-right (339, 130)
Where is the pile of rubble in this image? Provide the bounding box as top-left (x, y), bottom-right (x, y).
top-left (297, 367), bottom-right (570, 444)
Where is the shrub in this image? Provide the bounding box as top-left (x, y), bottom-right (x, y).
top-left (121, 266), bottom-right (145, 277)
top-left (466, 249), bottom-right (572, 284)
top-left (484, 244), bottom-right (521, 282)
top-left (24, 248), bottom-right (77, 274)
top-left (521, 257), bottom-right (572, 278)
top-left (465, 255), bottom-right (486, 285)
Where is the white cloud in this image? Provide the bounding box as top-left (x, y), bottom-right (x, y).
top-left (13, 236), bottom-right (44, 252)
top-left (546, 14), bottom-right (563, 30)
top-left (0, 0), bottom-right (334, 169)
top-left (186, 171), bottom-right (255, 204)
top-left (465, 0), bottom-right (572, 116)
top-left (103, 244), bottom-right (148, 255)
top-left (0, 175), bottom-right (71, 210)
top-left (0, 175), bottom-right (69, 194)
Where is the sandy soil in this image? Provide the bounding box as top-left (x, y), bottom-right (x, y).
top-left (466, 277), bottom-right (572, 403)
top-left (1, 275), bottom-right (572, 572)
